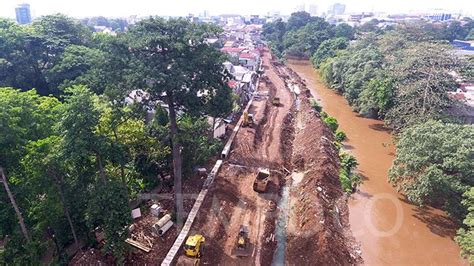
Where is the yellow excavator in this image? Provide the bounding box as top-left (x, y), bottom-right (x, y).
top-left (184, 234), bottom-right (205, 258)
top-left (234, 225), bottom-right (250, 257)
top-left (242, 111), bottom-right (254, 127)
top-left (253, 168), bottom-right (270, 193)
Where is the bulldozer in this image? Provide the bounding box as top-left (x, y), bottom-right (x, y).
top-left (242, 111), bottom-right (254, 127)
top-left (184, 234), bottom-right (205, 258)
top-left (253, 168), bottom-right (270, 193)
top-left (234, 225), bottom-right (250, 257)
top-left (272, 97), bottom-right (281, 106)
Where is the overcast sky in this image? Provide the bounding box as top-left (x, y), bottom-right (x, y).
top-left (0, 0), bottom-right (472, 19)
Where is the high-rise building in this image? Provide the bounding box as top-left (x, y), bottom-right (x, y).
top-left (308, 4), bottom-right (318, 16)
top-left (328, 3), bottom-right (346, 16)
top-left (15, 3), bottom-right (32, 24)
top-left (425, 13), bottom-right (452, 21)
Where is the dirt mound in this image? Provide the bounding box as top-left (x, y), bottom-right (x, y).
top-left (285, 73), bottom-right (362, 265)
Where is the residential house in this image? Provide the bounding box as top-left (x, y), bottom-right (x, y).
top-left (239, 52), bottom-right (260, 71)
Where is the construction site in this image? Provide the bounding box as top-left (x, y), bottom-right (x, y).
top-left (71, 48), bottom-right (362, 265)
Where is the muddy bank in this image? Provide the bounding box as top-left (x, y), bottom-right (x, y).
top-left (288, 60), bottom-right (466, 266)
top-left (277, 65), bottom-right (361, 265)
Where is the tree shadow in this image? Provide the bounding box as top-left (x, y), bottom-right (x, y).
top-left (409, 204), bottom-right (458, 239)
top-left (357, 172), bottom-right (369, 181)
top-left (342, 143), bottom-right (354, 150)
top-left (355, 190), bottom-right (373, 199)
top-left (368, 123), bottom-right (392, 133)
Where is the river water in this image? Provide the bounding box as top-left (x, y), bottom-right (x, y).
top-left (287, 60), bottom-right (466, 265)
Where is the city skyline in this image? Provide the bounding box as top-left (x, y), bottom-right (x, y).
top-left (0, 0), bottom-right (472, 19)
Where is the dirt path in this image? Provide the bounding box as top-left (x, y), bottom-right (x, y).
top-left (175, 48), bottom-right (294, 265)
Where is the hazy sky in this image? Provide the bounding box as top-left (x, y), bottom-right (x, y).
top-left (0, 0), bottom-right (472, 19)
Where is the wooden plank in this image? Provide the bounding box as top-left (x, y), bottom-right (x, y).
top-left (126, 238), bottom-right (151, 253)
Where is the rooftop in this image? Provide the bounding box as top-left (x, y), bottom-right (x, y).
top-left (221, 47), bottom-right (245, 53)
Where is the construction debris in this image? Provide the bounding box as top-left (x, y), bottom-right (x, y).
top-left (150, 204), bottom-right (161, 217)
top-left (158, 221), bottom-right (174, 236)
top-left (126, 238), bottom-right (152, 253)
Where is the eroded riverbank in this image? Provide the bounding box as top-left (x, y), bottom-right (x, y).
top-left (287, 60), bottom-right (466, 265)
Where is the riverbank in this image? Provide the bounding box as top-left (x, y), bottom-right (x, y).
top-left (287, 59), bottom-right (466, 265)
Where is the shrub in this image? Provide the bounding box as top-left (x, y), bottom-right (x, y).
top-left (324, 116), bottom-right (339, 132)
top-left (320, 111), bottom-right (328, 119)
top-left (339, 151), bottom-right (361, 193)
top-left (335, 130), bottom-right (347, 142)
top-left (310, 99), bottom-right (322, 112)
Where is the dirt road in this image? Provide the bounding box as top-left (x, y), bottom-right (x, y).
top-left (174, 49), bottom-right (360, 265)
top-left (176, 48), bottom-right (294, 265)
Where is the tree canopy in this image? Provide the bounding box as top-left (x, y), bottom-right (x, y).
top-left (263, 12), bottom-right (350, 59)
top-left (0, 14), bottom-right (234, 264)
top-left (389, 120), bottom-right (474, 219)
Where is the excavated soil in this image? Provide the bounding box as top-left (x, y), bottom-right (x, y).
top-left (71, 47), bottom-right (360, 265)
top-left (175, 48), bottom-right (295, 265)
top-left (285, 69), bottom-right (362, 265)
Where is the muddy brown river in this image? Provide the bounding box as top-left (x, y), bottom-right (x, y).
top-left (287, 60), bottom-right (466, 265)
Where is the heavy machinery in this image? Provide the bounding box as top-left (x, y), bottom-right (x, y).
top-left (184, 234), bottom-right (205, 258)
top-left (272, 97), bottom-right (280, 106)
top-left (242, 111), bottom-right (254, 127)
top-left (234, 225), bottom-right (250, 257)
top-left (253, 168), bottom-right (270, 193)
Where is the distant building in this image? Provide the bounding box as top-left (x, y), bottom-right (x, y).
top-left (448, 84), bottom-right (474, 124)
top-left (308, 4), bottom-right (318, 16)
top-left (328, 3), bottom-right (346, 16)
top-left (453, 40), bottom-right (474, 51)
top-left (424, 13), bottom-right (452, 21)
top-left (349, 12), bottom-right (374, 22)
top-left (15, 3), bottom-right (31, 24)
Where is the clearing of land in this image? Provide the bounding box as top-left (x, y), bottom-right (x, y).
top-left (70, 47), bottom-right (361, 265)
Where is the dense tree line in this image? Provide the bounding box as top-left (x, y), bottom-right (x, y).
top-left (262, 11), bottom-right (355, 59)
top-left (0, 15), bottom-right (233, 264)
top-left (318, 23), bottom-right (474, 263)
top-left (263, 12), bottom-right (474, 261)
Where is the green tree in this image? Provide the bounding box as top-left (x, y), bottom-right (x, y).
top-left (334, 23), bottom-right (355, 40)
top-left (178, 116), bottom-right (222, 175)
top-left (286, 11), bottom-right (314, 31)
top-left (126, 18), bottom-right (230, 225)
top-left (358, 74), bottom-right (394, 118)
top-left (60, 85), bottom-right (108, 183)
top-left (467, 29), bottom-right (474, 40)
top-left (47, 45), bottom-right (107, 93)
top-left (324, 116), bottom-right (339, 132)
top-left (358, 19), bottom-right (381, 33)
top-left (205, 83), bottom-right (233, 137)
top-left (443, 21), bottom-right (470, 41)
top-left (22, 136), bottom-right (80, 249)
top-left (311, 37), bottom-right (348, 67)
top-left (456, 188), bottom-right (474, 263)
top-left (32, 14), bottom-right (92, 59)
top-left (0, 88), bottom-right (62, 262)
top-left (385, 42), bottom-right (460, 130)
top-left (283, 18), bottom-right (334, 58)
top-left (339, 151), bottom-right (360, 193)
top-left (86, 180), bottom-right (131, 263)
top-left (0, 19), bottom-right (49, 94)
top-left (0, 15), bottom-right (92, 96)
top-left (335, 130), bottom-right (347, 142)
top-left (389, 120), bottom-right (474, 219)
